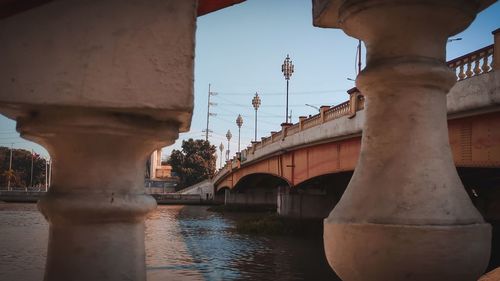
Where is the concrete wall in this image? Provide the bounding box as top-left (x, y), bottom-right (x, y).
top-left (177, 179), bottom-right (214, 201)
top-left (225, 188), bottom-right (277, 206)
top-left (277, 186), bottom-right (341, 219)
top-left (447, 71), bottom-right (500, 118)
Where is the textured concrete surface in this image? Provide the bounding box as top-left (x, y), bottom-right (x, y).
top-left (314, 0), bottom-right (494, 280)
top-left (0, 0), bottom-right (196, 131)
top-left (479, 267), bottom-right (500, 281)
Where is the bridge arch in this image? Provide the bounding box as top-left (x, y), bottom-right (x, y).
top-left (221, 172), bottom-right (289, 207)
top-left (278, 171), bottom-right (354, 219)
top-left (213, 185), bottom-right (230, 205)
top-left (232, 172), bottom-right (290, 191)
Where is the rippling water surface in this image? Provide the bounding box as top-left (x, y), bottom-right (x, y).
top-left (0, 203), bottom-right (339, 281)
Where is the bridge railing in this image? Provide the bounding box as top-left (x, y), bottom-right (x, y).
top-left (217, 29), bottom-right (499, 179)
top-left (448, 44), bottom-right (494, 81)
top-left (244, 88), bottom-right (364, 153)
top-left (324, 101), bottom-right (350, 121)
top-left (286, 123), bottom-right (300, 136)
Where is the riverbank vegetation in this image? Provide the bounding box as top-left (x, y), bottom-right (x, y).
top-left (0, 147), bottom-right (48, 187)
top-left (235, 214), bottom-right (323, 237)
top-left (207, 204), bottom-right (323, 236)
top-left (207, 204), bottom-right (275, 213)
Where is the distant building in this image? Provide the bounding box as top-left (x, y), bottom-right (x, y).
top-left (145, 149), bottom-right (178, 193)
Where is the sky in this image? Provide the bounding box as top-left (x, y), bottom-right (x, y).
top-left (0, 0), bottom-right (499, 165)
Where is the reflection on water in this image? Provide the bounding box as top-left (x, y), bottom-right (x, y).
top-left (0, 203), bottom-right (339, 281)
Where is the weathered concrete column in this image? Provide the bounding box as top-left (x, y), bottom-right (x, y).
top-left (313, 1), bottom-right (495, 280)
top-left (22, 109), bottom-right (176, 281)
top-left (0, 1), bottom-right (197, 280)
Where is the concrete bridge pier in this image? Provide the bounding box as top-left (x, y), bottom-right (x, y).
top-left (278, 173), bottom-right (351, 219)
top-left (26, 112), bottom-right (171, 281)
top-left (277, 186), bottom-right (339, 219)
top-left (313, 1), bottom-right (494, 280)
top-left (0, 1), bottom-right (198, 280)
top-left (224, 187), bottom-right (278, 207)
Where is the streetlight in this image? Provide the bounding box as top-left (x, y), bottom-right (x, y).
top-left (236, 114), bottom-right (243, 153)
top-left (251, 92), bottom-right (261, 142)
top-left (219, 142), bottom-right (224, 168)
top-left (226, 129), bottom-right (232, 160)
top-left (281, 54), bottom-right (294, 123)
top-left (448, 37), bottom-right (462, 43)
top-left (305, 104), bottom-right (320, 112)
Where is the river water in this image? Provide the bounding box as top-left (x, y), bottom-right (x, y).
top-left (0, 203), bottom-right (340, 281)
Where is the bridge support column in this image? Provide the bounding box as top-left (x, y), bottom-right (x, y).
top-left (277, 186), bottom-right (342, 219)
top-left (23, 111), bottom-right (177, 281)
top-left (313, 1), bottom-right (492, 280)
top-left (0, 1), bottom-right (197, 280)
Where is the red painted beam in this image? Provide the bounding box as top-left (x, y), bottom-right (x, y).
top-left (198, 0), bottom-right (245, 16)
top-left (0, 0), bottom-right (52, 19)
top-left (0, 0), bottom-right (245, 20)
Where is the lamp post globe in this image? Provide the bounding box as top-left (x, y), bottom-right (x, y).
top-left (226, 129), bottom-right (232, 160)
top-left (251, 92), bottom-right (261, 142)
top-left (236, 114), bottom-right (243, 153)
top-left (281, 54), bottom-right (294, 123)
top-left (219, 142), bottom-right (224, 169)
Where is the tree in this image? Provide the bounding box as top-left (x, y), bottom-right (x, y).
top-left (167, 139), bottom-right (216, 189)
top-left (0, 147), bottom-right (48, 187)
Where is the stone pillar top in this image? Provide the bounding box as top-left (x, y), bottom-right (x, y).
top-left (0, 0), bottom-right (197, 132)
top-left (313, 0), bottom-right (497, 28)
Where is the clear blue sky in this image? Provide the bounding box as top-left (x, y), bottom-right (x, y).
top-left (0, 0), bottom-right (499, 164)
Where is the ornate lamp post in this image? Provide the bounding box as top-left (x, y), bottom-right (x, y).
top-left (218, 142), bottom-right (224, 169)
top-left (281, 54), bottom-right (294, 123)
top-left (236, 114), bottom-right (243, 153)
top-left (225, 129), bottom-right (232, 161)
top-left (251, 92), bottom-right (261, 142)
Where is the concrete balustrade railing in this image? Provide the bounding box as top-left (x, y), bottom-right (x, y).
top-left (447, 28), bottom-right (500, 81)
top-left (448, 45), bottom-right (494, 81)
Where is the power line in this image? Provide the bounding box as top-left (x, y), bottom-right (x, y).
top-left (216, 89), bottom-right (347, 96)
top-left (216, 113), bottom-right (282, 118)
top-left (215, 103), bottom-right (313, 108)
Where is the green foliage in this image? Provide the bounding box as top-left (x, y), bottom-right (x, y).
top-left (167, 139), bottom-right (216, 189)
top-left (0, 147), bottom-right (48, 187)
top-left (235, 214), bottom-right (323, 237)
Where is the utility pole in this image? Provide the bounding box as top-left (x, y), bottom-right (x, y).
top-left (204, 84), bottom-right (217, 141)
top-left (7, 143), bottom-right (13, 191)
top-left (45, 158), bottom-right (48, 191)
top-left (30, 149), bottom-right (34, 188)
top-left (357, 39), bottom-right (362, 75)
top-left (48, 158), bottom-right (52, 189)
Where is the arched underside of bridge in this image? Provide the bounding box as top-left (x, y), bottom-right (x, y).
top-left (215, 173), bottom-right (289, 207)
top-left (459, 167), bottom-right (500, 269)
top-left (278, 172), bottom-right (354, 219)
